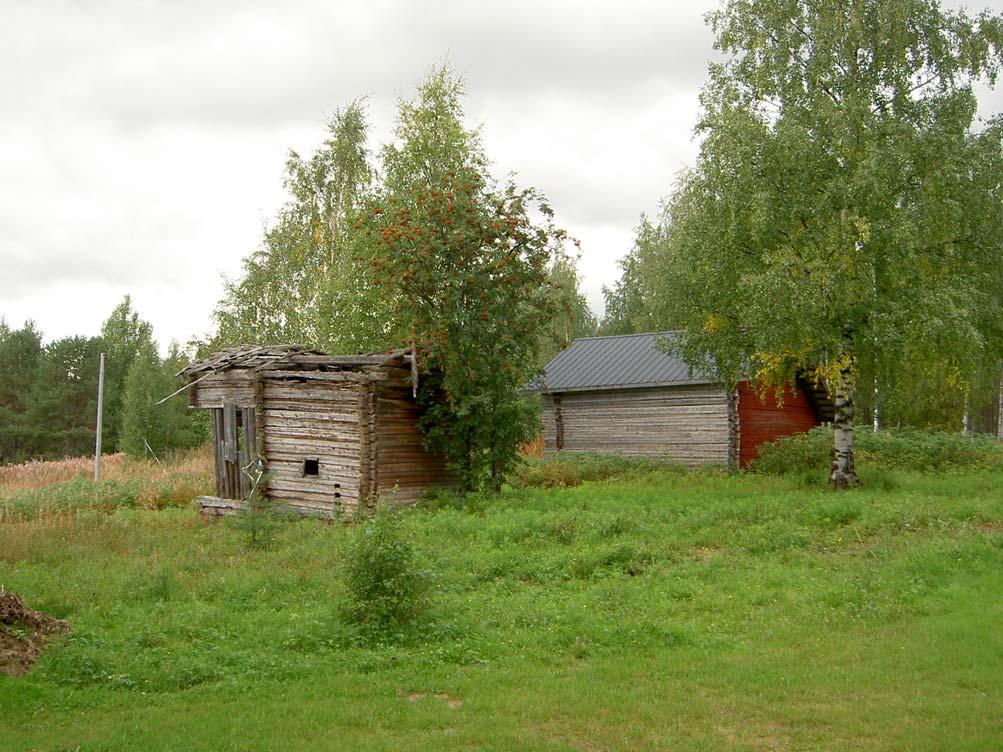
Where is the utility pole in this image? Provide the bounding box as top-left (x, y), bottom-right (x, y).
top-left (95, 352), bottom-right (105, 482)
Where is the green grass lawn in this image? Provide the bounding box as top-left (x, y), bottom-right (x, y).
top-left (2, 466), bottom-right (1002, 750)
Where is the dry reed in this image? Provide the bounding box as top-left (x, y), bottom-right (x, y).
top-left (0, 447), bottom-right (212, 497)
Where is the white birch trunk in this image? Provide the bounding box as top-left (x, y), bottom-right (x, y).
top-left (962, 395), bottom-right (970, 436)
top-left (829, 366), bottom-right (857, 489)
top-left (872, 376), bottom-right (880, 432)
top-left (997, 371), bottom-right (1003, 442)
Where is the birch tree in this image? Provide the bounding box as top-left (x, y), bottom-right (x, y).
top-left (214, 101), bottom-right (372, 347)
top-left (657, 0), bottom-right (1003, 487)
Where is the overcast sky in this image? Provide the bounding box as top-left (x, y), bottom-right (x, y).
top-left (3, 0), bottom-right (1002, 350)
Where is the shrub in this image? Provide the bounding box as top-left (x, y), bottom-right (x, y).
top-left (753, 426), bottom-right (1003, 477)
top-left (751, 427), bottom-right (832, 479)
top-left (342, 512), bottom-right (428, 631)
top-left (854, 429), bottom-right (1002, 472)
top-left (511, 453), bottom-right (681, 489)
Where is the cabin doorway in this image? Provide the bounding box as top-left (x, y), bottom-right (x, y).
top-left (210, 403), bottom-right (258, 500)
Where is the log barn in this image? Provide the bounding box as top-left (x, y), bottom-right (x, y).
top-left (534, 333), bottom-right (833, 468)
top-left (179, 345), bottom-right (452, 518)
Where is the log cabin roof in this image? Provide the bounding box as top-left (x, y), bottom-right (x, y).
top-left (534, 332), bottom-right (714, 393)
top-left (178, 344), bottom-right (414, 378)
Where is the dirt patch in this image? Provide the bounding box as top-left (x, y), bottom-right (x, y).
top-left (404, 691), bottom-right (463, 709)
top-left (0, 590), bottom-right (70, 676)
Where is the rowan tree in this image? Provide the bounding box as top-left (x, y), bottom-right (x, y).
top-left (356, 67), bottom-right (572, 491)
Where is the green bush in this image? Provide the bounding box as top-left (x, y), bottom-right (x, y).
top-left (753, 426), bottom-right (1003, 477)
top-left (511, 453), bottom-right (683, 488)
top-left (342, 512), bottom-right (428, 632)
top-left (751, 427), bottom-right (832, 479)
top-left (855, 428), bottom-right (1002, 472)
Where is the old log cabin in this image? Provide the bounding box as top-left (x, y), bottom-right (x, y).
top-left (534, 333), bottom-right (833, 468)
top-left (179, 346), bottom-right (452, 518)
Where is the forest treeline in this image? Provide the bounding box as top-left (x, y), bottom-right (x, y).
top-left (0, 299), bottom-right (203, 465)
top-left (5, 0), bottom-right (1003, 486)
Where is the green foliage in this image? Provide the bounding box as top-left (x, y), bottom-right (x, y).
top-left (0, 321), bottom-right (44, 464)
top-left (214, 100), bottom-right (373, 349)
top-left (640, 0), bottom-right (1003, 482)
top-left (0, 298), bottom-right (187, 466)
top-left (231, 480), bottom-right (279, 551)
top-left (208, 66), bottom-right (590, 492)
top-left (599, 216), bottom-right (673, 336)
top-left (100, 297), bottom-right (155, 451)
top-left (511, 452), bottom-right (685, 488)
top-left (750, 427), bottom-right (834, 481)
top-left (120, 341), bottom-right (200, 460)
top-left (538, 256), bottom-right (598, 367)
top-left (22, 335), bottom-right (103, 461)
top-left (342, 512), bottom-right (428, 632)
top-left (754, 426), bottom-right (1003, 478)
top-left (351, 66), bottom-right (574, 491)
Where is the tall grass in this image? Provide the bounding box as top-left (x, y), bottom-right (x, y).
top-left (0, 446), bottom-right (213, 497)
top-left (1, 463), bottom-right (1001, 750)
top-left (0, 446), bottom-right (213, 520)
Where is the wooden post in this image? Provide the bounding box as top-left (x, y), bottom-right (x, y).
top-left (223, 402), bottom-right (238, 499)
top-left (253, 374), bottom-right (267, 499)
top-left (94, 352), bottom-right (105, 482)
top-left (553, 395), bottom-right (564, 451)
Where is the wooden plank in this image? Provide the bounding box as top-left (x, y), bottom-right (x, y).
top-left (259, 369), bottom-right (382, 383)
top-left (241, 407), bottom-right (257, 499)
top-left (263, 409), bottom-right (362, 423)
top-left (223, 402), bottom-right (238, 499)
top-left (264, 436), bottom-right (361, 451)
top-left (265, 450), bottom-right (361, 465)
top-left (191, 371), bottom-right (256, 408)
top-left (264, 425), bottom-right (361, 440)
top-left (211, 408), bottom-right (225, 496)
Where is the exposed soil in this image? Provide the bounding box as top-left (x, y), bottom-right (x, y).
top-left (0, 590), bottom-right (70, 676)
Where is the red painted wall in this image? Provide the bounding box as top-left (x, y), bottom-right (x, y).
top-left (738, 382), bottom-right (819, 468)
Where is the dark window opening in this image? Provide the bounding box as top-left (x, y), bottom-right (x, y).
top-left (303, 459), bottom-right (320, 476)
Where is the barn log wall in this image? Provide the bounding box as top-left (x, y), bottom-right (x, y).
top-left (542, 385), bottom-right (731, 466)
top-left (737, 381), bottom-right (819, 468)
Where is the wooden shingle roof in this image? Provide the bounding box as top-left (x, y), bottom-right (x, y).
top-left (178, 345), bottom-right (414, 378)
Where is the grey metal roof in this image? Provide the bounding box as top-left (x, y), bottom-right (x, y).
top-left (534, 332), bottom-right (715, 393)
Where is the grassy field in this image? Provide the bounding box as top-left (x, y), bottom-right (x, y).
top-left (1, 449), bottom-right (1002, 750)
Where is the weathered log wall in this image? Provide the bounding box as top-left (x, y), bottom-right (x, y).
top-left (190, 371), bottom-right (255, 408)
top-left (261, 378), bottom-right (362, 517)
top-left (189, 358), bottom-right (454, 516)
top-left (374, 382), bottom-right (454, 503)
top-left (542, 385), bottom-right (731, 465)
